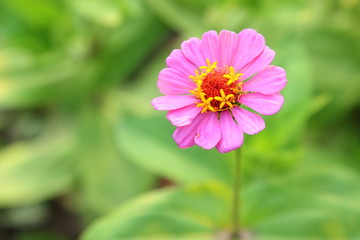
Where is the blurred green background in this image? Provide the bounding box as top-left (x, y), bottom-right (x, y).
top-left (0, 0), bottom-right (359, 239)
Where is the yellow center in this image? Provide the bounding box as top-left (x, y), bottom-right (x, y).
top-left (190, 59), bottom-right (243, 113)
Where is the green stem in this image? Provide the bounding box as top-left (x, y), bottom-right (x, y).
top-left (231, 148), bottom-right (242, 239)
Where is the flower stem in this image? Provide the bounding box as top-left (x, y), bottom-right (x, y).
top-left (231, 148), bottom-right (242, 239)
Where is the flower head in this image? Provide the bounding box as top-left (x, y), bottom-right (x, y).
top-left (151, 29), bottom-right (287, 153)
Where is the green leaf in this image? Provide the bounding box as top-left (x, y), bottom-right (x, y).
top-left (251, 148), bottom-right (360, 239)
top-left (81, 147), bottom-right (360, 240)
top-left (144, 0), bottom-right (205, 35)
top-left (116, 114), bottom-right (232, 185)
top-left (74, 101), bottom-right (155, 217)
top-left (66, 0), bottom-right (123, 28)
top-left (2, 0), bottom-right (63, 27)
top-left (0, 49), bottom-right (94, 109)
top-left (244, 36), bottom-right (313, 173)
top-left (0, 131), bottom-right (74, 207)
top-left (304, 28), bottom-right (360, 126)
top-left (95, 14), bottom-right (169, 87)
top-left (81, 182), bottom-right (231, 240)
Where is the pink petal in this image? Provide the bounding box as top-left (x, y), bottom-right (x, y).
top-left (151, 95), bottom-right (197, 111)
top-left (242, 65), bottom-right (286, 94)
top-left (166, 49), bottom-right (197, 77)
top-left (232, 29), bottom-right (265, 71)
top-left (239, 93), bottom-right (284, 115)
top-left (240, 46), bottom-right (275, 80)
top-left (167, 104), bottom-right (201, 127)
top-left (158, 68), bottom-right (196, 95)
top-left (216, 111), bottom-right (244, 153)
top-left (173, 113), bottom-right (206, 148)
top-left (194, 112), bottom-right (221, 149)
top-left (232, 107), bottom-right (265, 135)
top-left (200, 30), bottom-right (219, 63)
top-left (218, 30), bottom-right (238, 67)
top-left (181, 37), bottom-right (207, 67)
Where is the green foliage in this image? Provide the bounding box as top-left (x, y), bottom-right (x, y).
top-left (0, 124), bottom-right (74, 207)
top-left (82, 182), bottom-right (230, 240)
top-left (0, 0), bottom-right (359, 239)
top-left (82, 151), bottom-right (360, 240)
top-left (0, 0), bottom-right (160, 217)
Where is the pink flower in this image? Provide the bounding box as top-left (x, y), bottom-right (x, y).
top-left (151, 29), bottom-right (287, 153)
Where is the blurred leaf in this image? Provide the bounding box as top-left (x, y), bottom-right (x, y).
top-left (244, 36), bottom-right (313, 174)
top-left (82, 149), bottom-right (360, 240)
top-left (0, 0), bottom-right (74, 52)
top-left (81, 182), bottom-right (230, 240)
top-left (116, 114), bottom-right (231, 185)
top-left (203, 1), bottom-right (250, 31)
top-left (74, 98), bottom-right (155, 217)
top-left (252, 148), bottom-right (360, 239)
top-left (144, 0), bottom-right (205, 35)
top-left (304, 28), bottom-right (360, 126)
top-left (96, 14), bottom-right (169, 87)
top-left (0, 130), bottom-right (74, 207)
top-left (0, 204), bottom-right (47, 228)
top-left (2, 0), bottom-right (63, 27)
top-left (0, 49), bottom-right (96, 109)
top-left (67, 0), bottom-right (123, 28)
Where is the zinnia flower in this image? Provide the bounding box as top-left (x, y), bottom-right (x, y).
top-left (151, 29), bottom-right (287, 153)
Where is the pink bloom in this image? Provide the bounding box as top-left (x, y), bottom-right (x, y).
top-left (151, 29), bottom-right (287, 153)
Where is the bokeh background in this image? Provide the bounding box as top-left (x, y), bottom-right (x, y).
top-left (0, 0), bottom-right (359, 239)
